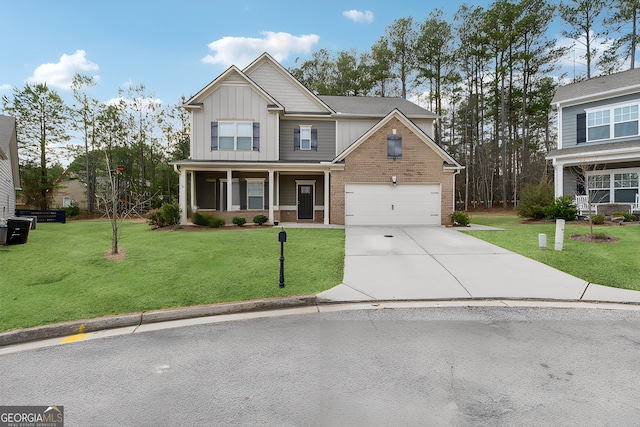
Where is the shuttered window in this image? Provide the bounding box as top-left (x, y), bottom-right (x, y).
top-left (294, 127), bottom-right (318, 151)
top-left (211, 121), bottom-right (260, 151)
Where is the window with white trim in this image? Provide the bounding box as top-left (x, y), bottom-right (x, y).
top-left (586, 103), bottom-right (639, 142)
top-left (211, 121), bottom-right (259, 151)
top-left (246, 179), bottom-right (264, 210)
top-left (587, 170), bottom-right (640, 204)
top-left (300, 126), bottom-right (312, 150)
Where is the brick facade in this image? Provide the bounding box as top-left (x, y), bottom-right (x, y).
top-left (330, 117), bottom-right (456, 225)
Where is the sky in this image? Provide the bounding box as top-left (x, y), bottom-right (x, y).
top-left (0, 0), bottom-right (613, 109)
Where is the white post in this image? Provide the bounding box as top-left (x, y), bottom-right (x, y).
top-left (554, 219), bottom-right (565, 251)
top-left (179, 167), bottom-right (187, 225)
top-left (324, 170), bottom-right (330, 225)
top-left (538, 233), bottom-right (547, 250)
top-left (226, 169), bottom-right (233, 212)
top-left (268, 169), bottom-right (274, 223)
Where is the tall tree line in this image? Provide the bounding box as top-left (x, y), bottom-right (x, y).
top-left (2, 78), bottom-right (190, 211)
top-left (290, 0), bottom-right (638, 209)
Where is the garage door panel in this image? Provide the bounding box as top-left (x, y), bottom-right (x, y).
top-left (345, 183), bottom-right (441, 225)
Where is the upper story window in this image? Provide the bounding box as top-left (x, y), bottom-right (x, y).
top-left (211, 121), bottom-right (260, 151)
top-left (293, 126), bottom-right (317, 151)
top-left (586, 103), bottom-right (639, 142)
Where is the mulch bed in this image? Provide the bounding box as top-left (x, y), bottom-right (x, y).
top-left (569, 234), bottom-right (619, 243)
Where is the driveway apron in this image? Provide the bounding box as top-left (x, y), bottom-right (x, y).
top-left (317, 226), bottom-right (590, 302)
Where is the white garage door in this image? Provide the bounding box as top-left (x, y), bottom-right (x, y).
top-left (345, 183), bottom-right (441, 225)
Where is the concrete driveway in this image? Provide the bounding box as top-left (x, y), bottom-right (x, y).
top-left (317, 225), bottom-right (640, 303)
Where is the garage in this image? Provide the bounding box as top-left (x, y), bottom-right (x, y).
top-left (344, 183), bottom-right (441, 225)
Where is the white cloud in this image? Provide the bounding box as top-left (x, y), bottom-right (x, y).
top-left (343, 10), bottom-right (374, 24)
top-left (202, 31), bottom-right (320, 68)
top-left (27, 50), bottom-right (100, 90)
top-left (0, 83), bottom-right (10, 92)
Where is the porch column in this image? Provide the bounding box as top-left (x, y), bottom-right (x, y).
top-left (268, 169), bottom-right (274, 223)
top-left (226, 169), bottom-right (233, 212)
top-left (189, 171), bottom-right (196, 213)
top-left (553, 160), bottom-right (564, 199)
top-left (179, 167), bottom-right (187, 225)
top-left (324, 170), bottom-right (330, 225)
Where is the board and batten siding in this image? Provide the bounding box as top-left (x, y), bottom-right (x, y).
top-left (279, 120), bottom-right (336, 161)
top-left (191, 84), bottom-right (278, 161)
top-left (246, 61), bottom-right (327, 113)
top-left (0, 155), bottom-right (15, 217)
top-left (561, 93), bottom-right (640, 149)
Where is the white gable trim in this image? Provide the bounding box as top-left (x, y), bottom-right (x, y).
top-left (332, 109), bottom-right (463, 168)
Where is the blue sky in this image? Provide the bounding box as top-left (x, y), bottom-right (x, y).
top-left (0, 0), bottom-right (601, 107)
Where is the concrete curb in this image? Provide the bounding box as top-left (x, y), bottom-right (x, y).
top-left (0, 295), bottom-right (317, 347)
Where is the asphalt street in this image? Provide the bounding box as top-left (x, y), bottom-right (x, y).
top-left (2, 306), bottom-right (640, 426)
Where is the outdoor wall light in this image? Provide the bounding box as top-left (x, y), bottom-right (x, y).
top-left (392, 176), bottom-right (397, 185)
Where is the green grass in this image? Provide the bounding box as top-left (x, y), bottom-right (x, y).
top-left (465, 213), bottom-right (640, 291)
top-left (0, 221), bottom-right (344, 332)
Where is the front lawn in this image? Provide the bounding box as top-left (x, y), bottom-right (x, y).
top-left (465, 214), bottom-right (640, 291)
top-left (0, 221), bottom-right (344, 332)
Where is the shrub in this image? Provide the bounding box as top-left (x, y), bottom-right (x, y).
top-left (543, 195), bottom-right (578, 221)
top-left (253, 214), bottom-right (269, 226)
top-left (147, 209), bottom-right (166, 228)
top-left (232, 216), bottom-right (247, 227)
top-left (65, 201), bottom-right (80, 218)
top-left (161, 202), bottom-right (181, 226)
top-left (194, 212), bottom-right (211, 226)
top-left (591, 214), bottom-right (605, 225)
top-left (451, 211), bottom-right (470, 226)
top-left (208, 217), bottom-right (225, 228)
top-left (613, 212), bottom-right (636, 222)
top-left (516, 180), bottom-right (554, 220)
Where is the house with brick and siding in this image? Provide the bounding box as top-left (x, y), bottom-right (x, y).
top-left (173, 53), bottom-right (463, 226)
top-left (547, 69), bottom-right (640, 216)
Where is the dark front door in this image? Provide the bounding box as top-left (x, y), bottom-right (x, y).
top-left (297, 185), bottom-right (313, 220)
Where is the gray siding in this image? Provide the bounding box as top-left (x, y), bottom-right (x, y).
top-left (279, 175), bottom-right (324, 205)
top-left (336, 119), bottom-right (378, 155)
top-left (561, 93), bottom-right (640, 149)
top-left (279, 120), bottom-right (336, 161)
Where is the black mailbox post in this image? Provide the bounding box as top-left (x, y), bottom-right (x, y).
top-left (278, 228), bottom-right (287, 288)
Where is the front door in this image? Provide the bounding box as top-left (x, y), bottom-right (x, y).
top-left (297, 185), bottom-right (314, 220)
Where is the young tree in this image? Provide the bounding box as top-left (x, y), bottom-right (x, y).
top-left (559, 0), bottom-right (606, 79)
top-left (2, 83), bottom-right (69, 209)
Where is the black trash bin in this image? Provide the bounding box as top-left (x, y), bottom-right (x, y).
top-left (7, 217), bottom-right (32, 244)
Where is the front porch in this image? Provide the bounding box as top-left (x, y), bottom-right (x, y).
top-left (173, 161), bottom-right (343, 226)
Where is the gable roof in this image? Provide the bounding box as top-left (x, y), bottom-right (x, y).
top-left (183, 65), bottom-right (284, 111)
top-left (243, 52), bottom-right (333, 115)
top-left (320, 96), bottom-right (437, 119)
top-left (333, 109), bottom-right (462, 168)
top-left (553, 68), bottom-right (640, 106)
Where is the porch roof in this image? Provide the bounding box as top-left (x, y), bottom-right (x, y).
top-left (546, 139), bottom-right (640, 165)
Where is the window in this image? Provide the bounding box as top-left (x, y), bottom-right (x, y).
top-left (614, 105), bottom-right (639, 138)
top-left (300, 126), bottom-right (311, 150)
top-left (588, 174), bottom-right (610, 203)
top-left (246, 179), bottom-right (264, 210)
top-left (294, 126), bottom-right (317, 151)
top-left (387, 134), bottom-right (402, 159)
top-left (586, 103), bottom-right (639, 142)
top-left (614, 172), bottom-right (639, 203)
top-left (211, 121), bottom-right (259, 151)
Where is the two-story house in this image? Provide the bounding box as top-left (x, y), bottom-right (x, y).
top-left (173, 53), bottom-right (463, 226)
top-left (547, 69), bottom-right (640, 214)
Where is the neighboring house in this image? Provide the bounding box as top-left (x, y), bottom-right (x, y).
top-left (53, 172), bottom-right (87, 210)
top-left (173, 53), bottom-right (463, 226)
top-left (0, 115), bottom-right (20, 219)
top-left (547, 69), bottom-right (640, 213)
